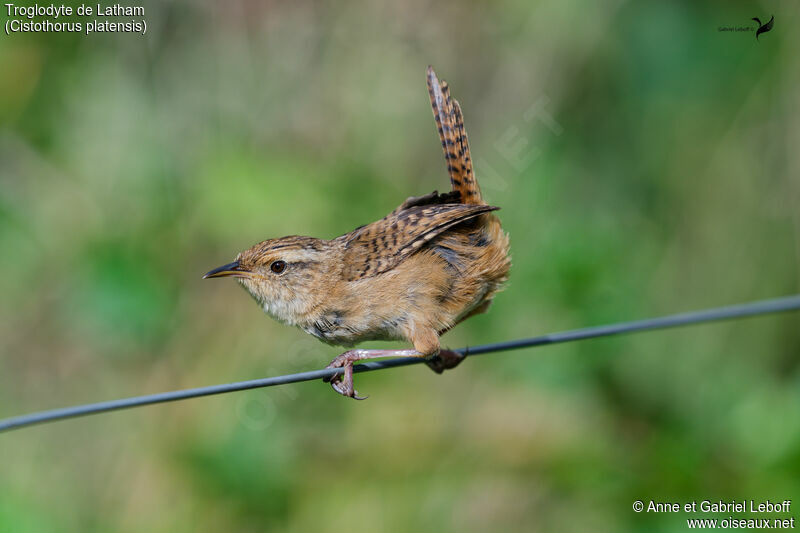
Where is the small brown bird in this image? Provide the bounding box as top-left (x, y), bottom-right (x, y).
top-left (204, 67), bottom-right (511, 398)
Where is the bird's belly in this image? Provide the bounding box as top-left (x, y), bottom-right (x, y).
top-left (300, 316), bottom-right (405, 348)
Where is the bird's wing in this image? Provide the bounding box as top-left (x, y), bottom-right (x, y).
top-left (390, 189), bottom-right (462, 214)
top-left (763, 15), bottom-right (774, 31)
top-left (427, 66), bottom-right (483, 205)
top-left (339, 203), bottom-right (498, 280)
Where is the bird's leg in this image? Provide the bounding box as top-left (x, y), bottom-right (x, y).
top-left (414, 326), bottom-right (466, 375)
top-left (425, 302), bottom-right (492, 373)
top-left (323, 327), bottom-right (468, 399)
top-left (323, 349), bottom-right (421, 399)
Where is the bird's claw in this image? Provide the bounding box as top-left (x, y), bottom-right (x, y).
top-left (323, 351), bottom-right (369, 400)
top-left (330, 376), bottom-right (369, 400)
top-left (425, 349), bottom-right (465, 374)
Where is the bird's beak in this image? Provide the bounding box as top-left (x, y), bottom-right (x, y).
top-left (203, 261), bottom-right (246, 279)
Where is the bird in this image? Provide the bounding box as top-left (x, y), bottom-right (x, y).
top-left (752, 15), bottom-right (774, 40)
top-left (204, 66), bottom-right (511, 399)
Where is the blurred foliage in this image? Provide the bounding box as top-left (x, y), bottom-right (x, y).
top-left (1, 0), bottom-right (799, 532)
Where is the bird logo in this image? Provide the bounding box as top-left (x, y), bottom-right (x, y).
top-left (752, 15), bottom-right (774, 40)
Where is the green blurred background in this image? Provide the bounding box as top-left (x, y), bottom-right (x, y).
top-left (1, 1), bottom-right (798, 531)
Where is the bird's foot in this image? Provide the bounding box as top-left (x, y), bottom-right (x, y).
top-left (425, 349), bottom-right (465, 374)
top-left (322, 348), bottom-right (421, 399)
top-left (323, 350), bottom-right (368, 400)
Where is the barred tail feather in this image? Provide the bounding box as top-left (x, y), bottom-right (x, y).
top-left (427, 66), bottom-right (483, 205)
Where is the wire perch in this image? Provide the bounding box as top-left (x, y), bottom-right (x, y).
top-left (1, 294), bottom-right (799, 433)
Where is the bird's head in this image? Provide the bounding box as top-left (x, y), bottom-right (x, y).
top-left (204, 236), bottom-right (334, 325)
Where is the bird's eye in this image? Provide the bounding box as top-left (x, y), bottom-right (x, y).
top-left (270, 260), bottom-right (287, 274)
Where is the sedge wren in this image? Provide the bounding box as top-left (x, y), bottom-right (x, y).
top-left (204, 67), bottom-right (511, 399)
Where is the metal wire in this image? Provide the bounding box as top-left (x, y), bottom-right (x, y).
top-left (2, 294), bottom-right (799, 433)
